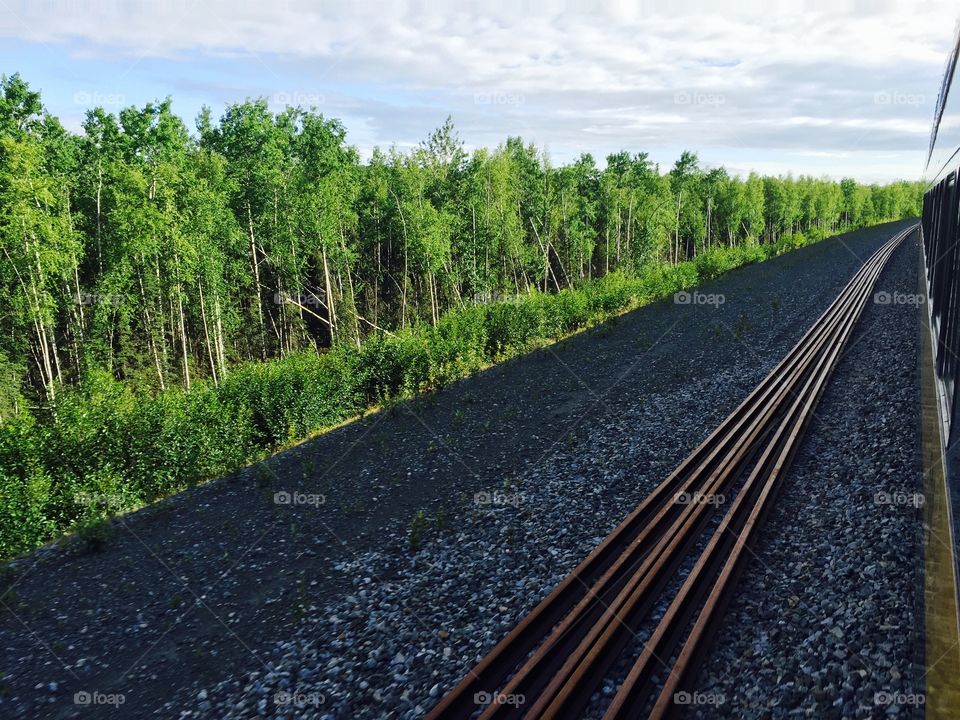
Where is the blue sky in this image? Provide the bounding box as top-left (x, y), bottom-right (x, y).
top-left (1, 0), bottom-right (956, 182)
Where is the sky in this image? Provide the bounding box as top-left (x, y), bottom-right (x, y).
top-left (1, 0), bottom-right (957, 182)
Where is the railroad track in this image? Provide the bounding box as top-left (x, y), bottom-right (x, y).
top-left (427, 225), bottom-right (916, 720)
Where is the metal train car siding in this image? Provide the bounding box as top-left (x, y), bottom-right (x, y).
top-left (923, 22), bottom-right (960, 437)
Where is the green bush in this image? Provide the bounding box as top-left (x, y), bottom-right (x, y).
top-left (0, 414), bottom-right (55, 557)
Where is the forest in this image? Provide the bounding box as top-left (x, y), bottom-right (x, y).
top-left (0, 72), bottom-right (924, 556)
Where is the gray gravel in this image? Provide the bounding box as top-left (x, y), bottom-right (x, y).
top-left (0, 221), bottom-right (921, 719)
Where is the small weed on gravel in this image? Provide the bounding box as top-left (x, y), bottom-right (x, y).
top-left (71, 517), bottom-right (116, 554)
top-left (255, 462), bottom-right (277, 489)
top-left (301, 459), bottom-right (316, 479)
top-left (409, 511), bottom-right (429, 552)
top-left (734, 315), bottom-right (752, 339)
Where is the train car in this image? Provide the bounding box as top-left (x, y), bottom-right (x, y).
top-left (922, 22), bottom-right (960, 437)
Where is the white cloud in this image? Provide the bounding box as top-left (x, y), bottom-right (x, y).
top-left (2, 0), bottom-right (958, 179)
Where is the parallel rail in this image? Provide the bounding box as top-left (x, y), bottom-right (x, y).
top-left (427, 225), bottom-right (915, 720)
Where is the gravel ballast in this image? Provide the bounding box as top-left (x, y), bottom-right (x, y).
top-left (0, 220), bottom-right (922, 719)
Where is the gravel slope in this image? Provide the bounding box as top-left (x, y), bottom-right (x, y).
top-left (0, 220), bottom-right (919, 719)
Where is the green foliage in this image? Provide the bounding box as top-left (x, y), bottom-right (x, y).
top-left (408, 510), bottom-right (429, 552)
top-left (0, 74), bottom-right (923, 406)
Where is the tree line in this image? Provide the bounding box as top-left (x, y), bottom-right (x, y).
top-left (0, 73), bottom-right (923, 415)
